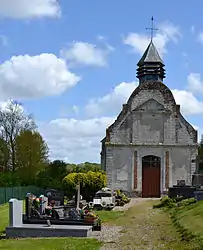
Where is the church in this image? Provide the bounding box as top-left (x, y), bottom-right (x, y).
top-left (100, 40), bottom-right (198, 197)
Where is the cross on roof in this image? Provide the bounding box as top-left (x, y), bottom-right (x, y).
top-left (146, 16), bottom-right (158, 41)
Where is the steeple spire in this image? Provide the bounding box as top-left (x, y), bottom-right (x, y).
top-left (146, 16), bottom-right (158, 42)
top-left (137, 18), bottom-right (165, 84)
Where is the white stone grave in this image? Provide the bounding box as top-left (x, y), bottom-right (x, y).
top-left (6, 198), bottom-right (92, 238)
top-left (9, 198), bottom-right (23, 227)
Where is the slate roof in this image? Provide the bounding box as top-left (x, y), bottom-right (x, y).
top-left (137, 41), bottom-right (164, 66)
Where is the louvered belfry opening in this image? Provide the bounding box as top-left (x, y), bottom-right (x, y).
top-left (137, 41), bottom-right (165, 84)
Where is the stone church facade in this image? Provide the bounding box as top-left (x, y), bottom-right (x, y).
top-left (100, 41), bottom-right (198, 197)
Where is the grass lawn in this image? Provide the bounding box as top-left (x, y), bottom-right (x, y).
top-left (172, 200), bottom-right (203, 247)
top-left (0, 203), bottom-right (9, 234)
top-left (95, 210), bottom-right (124, 223)
top-left (0, 238), bottom-right (101, 250)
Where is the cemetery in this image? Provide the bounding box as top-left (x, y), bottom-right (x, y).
top-left (6, 189), bottom-right (101, 238)
top-left (4, 185), bottom-right (133, 239)
top-left (2, 163), bottom-right (203, 248)
top-left (1, 190), bottom-right (203, 249)
top-left (23, 190), bottom-right (101, 231)
top-left (167, 158), bottom-right (203, 200)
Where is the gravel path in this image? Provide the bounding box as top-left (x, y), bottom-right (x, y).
top-left (112, 198), bottom-right (159, 211)
top-left (91, 198), bottom-right (192, 250)
top-left (91, 225), bottom-right (123, 250)
top-left (91, 198), bottom-right (160, 250)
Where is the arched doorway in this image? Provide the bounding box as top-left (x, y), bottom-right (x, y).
top-left (142, 155), bottom-right (161, 198)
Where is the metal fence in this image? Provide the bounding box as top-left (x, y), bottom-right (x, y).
top-left (0, 186), bottom-right (44, 205)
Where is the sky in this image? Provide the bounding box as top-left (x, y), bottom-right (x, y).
top-left (0, 0), bottom-right (202, 163)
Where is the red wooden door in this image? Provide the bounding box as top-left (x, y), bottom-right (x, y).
top-left (142, 155), bottom-right (161, 198)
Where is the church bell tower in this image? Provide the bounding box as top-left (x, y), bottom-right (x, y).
top-left (136, 17), bottom-right (165, 84)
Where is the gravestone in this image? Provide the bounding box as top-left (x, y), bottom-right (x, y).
top-left (44, 189), bottom-right (64, 206)
top-left (39, 195), bottom-right (48, 215)
top-left (169, 180), bottom-right (196, 198)
top-left (192, 174), bottom-right (203, 187)
top-left (177, 180), bottom-right (186, 186)
top-left (76, 184), bottom-right (80, 209)
top-left (9, 198), bottom-right (23, 227)
top-left (6, 199), bottom-right (93, 238)
top-left (25, 193), bottom-right (36, 219)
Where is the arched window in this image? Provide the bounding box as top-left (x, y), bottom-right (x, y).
top-left (142, 155), bottom-right (160, 168)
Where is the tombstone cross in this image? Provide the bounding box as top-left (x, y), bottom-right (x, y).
top-left (76, 183), bottom-right (80, 209)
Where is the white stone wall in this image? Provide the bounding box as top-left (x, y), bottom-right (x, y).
top-left (104, 83), bottom-right (198, 194)
top-left (105, 145), bottom-right (198, 193)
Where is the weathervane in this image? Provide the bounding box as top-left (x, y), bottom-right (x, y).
top-left (146, 16), bottom-right (158, 41)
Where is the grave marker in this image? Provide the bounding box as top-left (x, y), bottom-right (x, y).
top-left (9, 198), bottom-right (23, 227)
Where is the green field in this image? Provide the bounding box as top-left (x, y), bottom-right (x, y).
top-left (171, 200), bottom-right (203, 247)
top-left (0, 203), bottom-right (9, 234)
top-left (0, 238), bottom-right (101, 250)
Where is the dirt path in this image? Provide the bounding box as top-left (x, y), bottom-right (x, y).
top-left (93, 199), bottom-right (196, 250)
top-left (112, 198), bottom-right (159, 211)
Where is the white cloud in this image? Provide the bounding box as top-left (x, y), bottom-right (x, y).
top-left (0, 53), bottom-right (80, 100)
top-left (0, 0), bottom-right (60, 19)
top-left (60, 41), bottom-right (113, 67)
top-left (39, 117), bottom-right (115, 163)
top-left (86, 81), bottom-right (138, 117)
top-left (198, 32), bottom-right (203, 46)
top-left (124, 21), bottom-right (181, 56)
top-left (86, 80), bottom-right (203, 117)
top-left (172, 89), bottom-right (203, 115)
top-left (187, 73), bottom-right (203, 95)
top-left (0, 35), bottom-right (8, 47)
top-left (72, 105), bottom-right (79, 115)
top-left (191, 124), bottom-right (202, 141)
top-left (191, 25), bottom-right (195, 34)
top-left (97, 35), bottom-right (106, 41)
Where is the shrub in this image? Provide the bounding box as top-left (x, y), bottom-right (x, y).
top-left (0, 172), bottom-right (21, 187)
top-left (63, 171), bottom-right (107, 200)
top-left (153, 196), bottom-right (197, 209)
top-left (153, 196), bottom-right (176, 208)
top-left (176, 198), bottom-right (196, 207)
top-left (115, 189), bottom-right (131, 206)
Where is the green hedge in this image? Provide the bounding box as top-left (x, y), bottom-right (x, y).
top-left (63, 171), bottom-right (107, 200)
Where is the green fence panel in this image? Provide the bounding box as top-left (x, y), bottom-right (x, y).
top-left (5, 187), bottom-right (13, 203)
top-left (0, 186), bottom-right (45, 205)
top-left (13, 187), bottom-right (19, 200)
top-left (0, 188), bottom-right (6, 204)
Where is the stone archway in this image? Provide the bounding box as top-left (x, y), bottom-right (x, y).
top-left (142, 155), bottom-right (161, 198)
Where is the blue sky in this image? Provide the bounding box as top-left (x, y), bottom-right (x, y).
top-left (0, 0), bottom-right (202, 163)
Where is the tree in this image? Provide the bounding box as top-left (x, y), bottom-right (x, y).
top-left (15, 130), bottom-right (49, 184)
top-left (66, 162), bottom-right (102, 174)
top-left (198, 135), bottom-right (203, 172)
top-left (0, 100), bottom-right (36, 171)
top-left (36, 160), bottom-right (67, 190)
top-left (0, 137), bottom-right (9, 171)
top-left (47, 160), bottom-right (67, 179)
